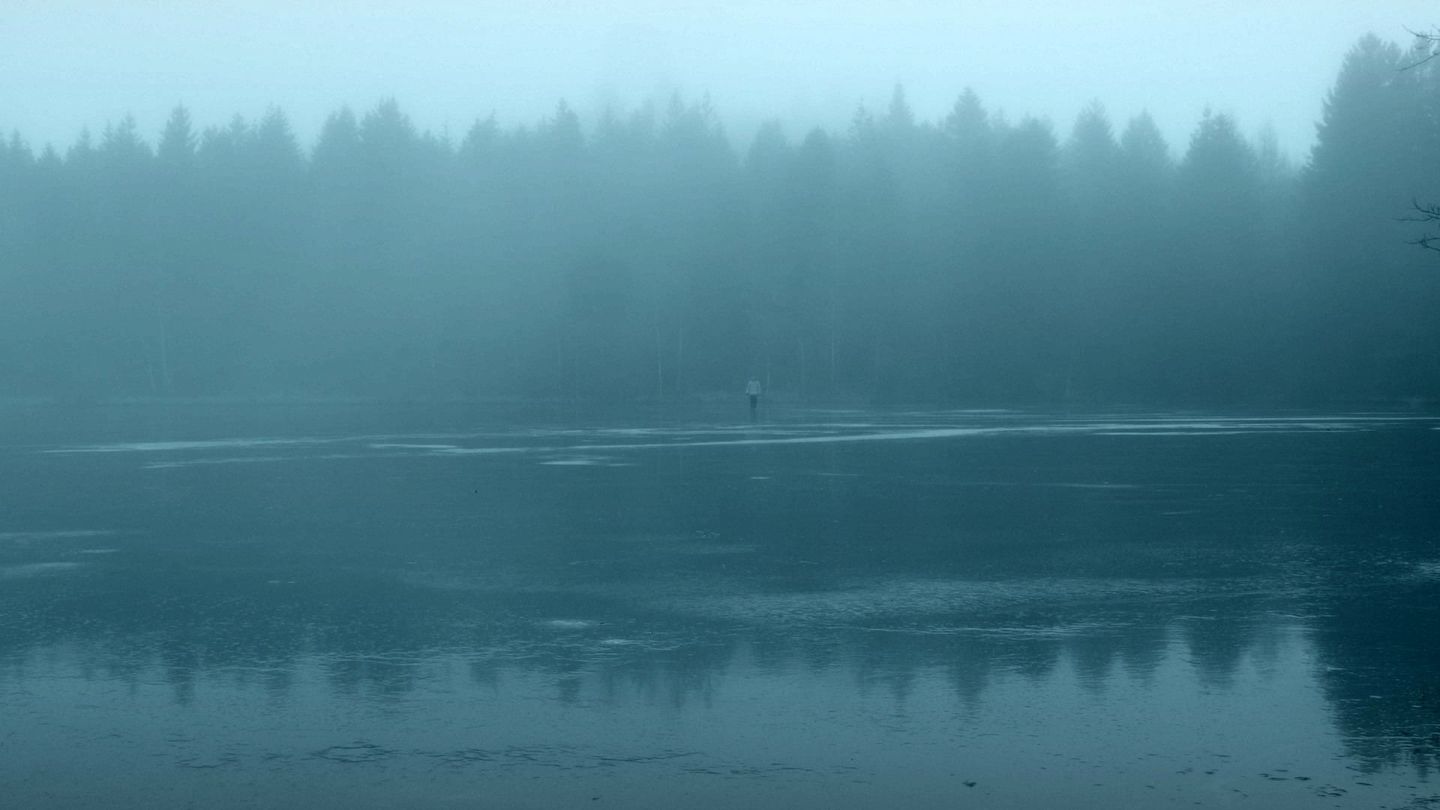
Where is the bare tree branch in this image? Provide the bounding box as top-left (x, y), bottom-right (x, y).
top-left (1400, 29), bottom-right (1440, 256)
top-left (1400, 199), bottom-right (1440, 223)
top-left (1401, 26), bottom-right (1440, 69)
top-left (1402, 200), bottom-right (1440, 252)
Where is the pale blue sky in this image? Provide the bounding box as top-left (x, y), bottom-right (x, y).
top-left (3, 1), bottom-right (1435, 160)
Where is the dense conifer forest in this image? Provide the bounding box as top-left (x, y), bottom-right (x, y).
top-left (2, 34), bottom-right (1437, 405)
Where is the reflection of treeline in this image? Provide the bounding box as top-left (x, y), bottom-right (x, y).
top-left (1313, 552), bottom-right (1440, 775)
top-left (1, 549), bottom-right (1432, 771)
top-left (0, 561), bottom-right (1295, 711)
top-left (1, 35), bottom-right (1438, 405)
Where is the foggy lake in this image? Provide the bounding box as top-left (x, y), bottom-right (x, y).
top-left (6, 7), bottom-right (1440, 807)
top-left (2, 404), bottom-right (1437, 809)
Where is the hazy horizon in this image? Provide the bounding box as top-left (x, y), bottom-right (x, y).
top-left (5, 0), bottom-right (1437, 160)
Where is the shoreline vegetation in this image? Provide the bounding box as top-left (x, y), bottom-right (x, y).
top-left (2, 34), bottom-right (1437, 407)
top-left (0, 394), bottom-right (1435, 413)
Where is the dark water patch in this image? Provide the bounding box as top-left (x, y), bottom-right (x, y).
top-left (313, 741), bottom-right (396, 764)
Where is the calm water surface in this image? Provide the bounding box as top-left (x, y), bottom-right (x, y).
top-left (2, 406), bottom-right (1438, 808)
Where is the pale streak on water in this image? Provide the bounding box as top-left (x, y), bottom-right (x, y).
top-left (1, 407), bottom-right (1438, 808)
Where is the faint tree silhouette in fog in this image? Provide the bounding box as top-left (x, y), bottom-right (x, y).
top-left (2, 38), bottom-right (1440, 404)
top-left (1302, 35), bottom-right (1440, 401)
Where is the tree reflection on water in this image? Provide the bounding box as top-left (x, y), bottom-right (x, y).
top-left (1, 410), bottom-right (1437, 785)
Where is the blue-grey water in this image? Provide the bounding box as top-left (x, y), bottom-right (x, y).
top-left (2, 405), bottom-right (1438, 809)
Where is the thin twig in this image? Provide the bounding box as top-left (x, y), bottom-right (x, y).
top-left (1399, 200), bottom-right (1440, 223)
top-left (1401, 27), bottom-right (1440, 70)
top-left (1403, 201), bottom-right (1440, 253)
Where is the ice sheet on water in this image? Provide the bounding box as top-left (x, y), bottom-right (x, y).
top-left (46, 437), bottom-right (331, 454)
top-left (432, 446), bottom-right (531, 456)
top-left (539, 455), bottom-right (633, 467)
top-left (542, 619), bottom-right (596, 630)
top-left (1041, 419), bottom-right (1368, 435)
top-left (143, 455), bottom-right (290, 470)
top-left (0, 562), bottom-right (85, 579)
top-left (1094, 430), bottom-right (1277, 437)
top-left (1412, 561), bottom-right (1440, 580)
top-left (0, 530), bottom-right (115, 543)
top-left (46, 413), bottom-right (1436, 472)
top-left (660, 576), bottom-right (1205, 626)
top-left (368, 442), bottom-right (463, 451)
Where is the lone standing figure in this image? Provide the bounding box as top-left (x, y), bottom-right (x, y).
top-left (746, 377), bottom-right (762, 419)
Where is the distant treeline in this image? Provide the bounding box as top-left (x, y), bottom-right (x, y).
top-left (1, 34), bottom-right (1438, 405)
